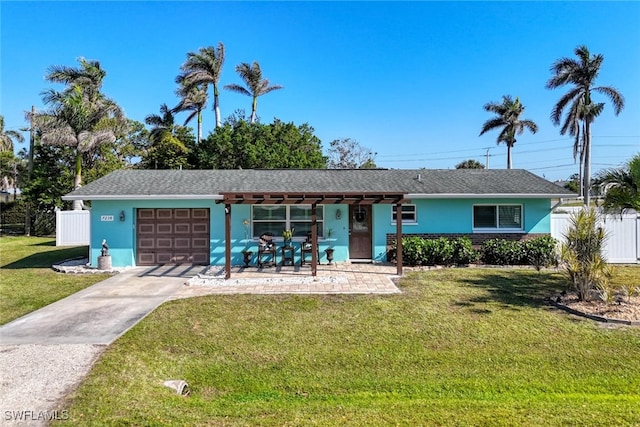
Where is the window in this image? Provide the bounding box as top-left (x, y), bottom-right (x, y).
top-left (251, 205), bottom-right (324, 238)
top-left (392, 205), bottom-right (417, 224)
top-left (473, 204), bottom-right (522, 230)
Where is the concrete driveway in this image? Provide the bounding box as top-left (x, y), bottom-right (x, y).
top-left (0, 265), bottom-right (205, 345)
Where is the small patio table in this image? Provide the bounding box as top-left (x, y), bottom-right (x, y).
top-left (281, 245), bottom-right (295, 266)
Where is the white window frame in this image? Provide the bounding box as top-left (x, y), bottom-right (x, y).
top-left (391, 204), bottom-right (417, 225)
top-left (251, 205), bottom-right (325, 240)
top-left (472, 204), bottom-right (523, 232)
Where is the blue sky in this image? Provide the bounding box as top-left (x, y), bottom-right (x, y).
top-left (1, 1), bottom-right (639, 181)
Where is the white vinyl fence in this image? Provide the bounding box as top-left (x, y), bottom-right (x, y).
top-left (551, 208), bottom-right (640, 264)
top-left (56, 209), bottom-right (90, 246)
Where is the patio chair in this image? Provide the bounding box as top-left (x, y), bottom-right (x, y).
top-left (300, 232), bottom-right (319, 265)
top-left (257, 232), bottom-right (277, 267)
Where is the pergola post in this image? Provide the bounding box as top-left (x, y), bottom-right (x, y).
top-left (225, 204), bottom-right (231, 279)
top-left (311, 203), bottom-right (317, 276)
top-left (396, 202), bottom-right (403, 276)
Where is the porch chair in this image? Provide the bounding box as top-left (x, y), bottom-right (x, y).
top-left (257, 232), bottom-right (277, 267)
top-left (300, 232), bottom-right (319, 266)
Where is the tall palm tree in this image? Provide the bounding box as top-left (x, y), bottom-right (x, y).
top-left (176, 43), bottom-right (225, 128)
top-left (173, 85), bottom-right (207, 144)
top-left (145, 104), bottom-right (176, 144)
top-left (479, 95), bottom-right (538, 169)
top-left (597, 154), bottom-right (640, 215)
top-left (546, 45), bottom-right (625, 206)
top-left (46, 57), bottom-right (107, 107)
top-left (224, 61), bottom-right (283, 124)
top-left (32, 58), bottom-right (122, 210)
top-left (0, 115), bottom-right (24, 152)
top-left (33, 86), bottom-right (119, 210)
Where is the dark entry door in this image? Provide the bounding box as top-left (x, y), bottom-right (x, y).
top-left (349, 205), bottom-right (372, 259)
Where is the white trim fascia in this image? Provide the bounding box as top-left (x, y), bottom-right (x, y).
top-left (62, 194), bottom-right (223, 201)
top-left (406, 193), bottom-right (571, 199)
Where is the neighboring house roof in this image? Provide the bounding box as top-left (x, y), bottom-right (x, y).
top-left (62, 169), bottom-right (576, 201)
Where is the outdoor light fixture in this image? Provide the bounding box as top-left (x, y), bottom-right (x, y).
top-left (335, 209), bottom-right (342, 220)
top-left (119, 211), bottom-right (125, 222)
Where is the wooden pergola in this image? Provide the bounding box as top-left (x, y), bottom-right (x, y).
top-left (217, 192), bottom-right (408, 279)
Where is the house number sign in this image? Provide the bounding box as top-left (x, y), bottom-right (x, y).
top-left (100, 215), bottom-right (114, 222)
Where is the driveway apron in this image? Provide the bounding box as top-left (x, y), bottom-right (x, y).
top-left (0, 265), bottom-right (200, 346)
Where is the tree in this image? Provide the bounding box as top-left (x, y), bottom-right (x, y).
top-left (145, 104), bottom-right (176, 144)
top-left (194, 119), bottom-right (325, 169)
top-left (560, 208), bottom-right (611, 301)
top-left (0, 115), bottom-right (25, 152)
top-left (479, 95), bottom-right (538, 169)
top-left (173, 84), bottom-right (207, 144)
top-left (176, 43), bottom-right (225, 128)
top-left (546, 45), bottom-right (625, 206)
top-left (455, 159), bottom-right (485, 169)
top-left (33, 58), bottom-right (123, 210)
top-left (596, 153), bottom-right (640, 215)
top-left (224, 61), bottom-right (283, 124)
top-left (326, 138), bottom-right (377, 169)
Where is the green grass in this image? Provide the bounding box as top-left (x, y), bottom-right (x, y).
top-left (58, 267), bottom-right (640, 426)
top-left (0, 236), bottom-right (110, 325)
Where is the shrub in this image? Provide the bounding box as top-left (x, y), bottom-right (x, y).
top-left (450, 237), bottom-right (479, 265)
top-left (560, 208), bottom-right (612, 301)
top-left (523, 235), bottom-right (558, 270)
top-left (480, 239), bottom-right (526, 265)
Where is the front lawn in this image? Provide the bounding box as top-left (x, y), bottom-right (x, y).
top-left (0, 236), bottom-right (110, 325)
top-left (58, 268), bottom-right (640, 426)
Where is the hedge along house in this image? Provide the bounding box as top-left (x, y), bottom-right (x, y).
top-left (62, 169), bottom-right (574, 278)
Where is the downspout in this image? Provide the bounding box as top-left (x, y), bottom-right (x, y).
top-left (225, 204), bottom-right (231, 279)
top-left (396, 201), bottom-right (403, 276)
top-left (311, 203), bottom-right (317, 276)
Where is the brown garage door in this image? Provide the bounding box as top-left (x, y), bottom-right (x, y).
top-left (136, 208), bottom-right (210, 265)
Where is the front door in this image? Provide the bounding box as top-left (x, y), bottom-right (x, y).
top-left (349, 205), bottom-right (372, 259)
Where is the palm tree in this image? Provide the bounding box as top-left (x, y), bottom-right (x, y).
top-left (176, 43), bottom-right (225, 128)
top-left (46, 57), bottom-right (107, 108)
top-left (546, 45), bottom-right (625, 206)
top-left (0, 115), bottom-right (24, 152)
top-left (224, 61), bottom-right (283, 124)
top-left (31, 58), bottom-right (122, 210)
top-left (145, 104), bottom-right (176, 144)
top-left (173, 85), bottom-right (207, 144)
top-left (479, 95), bottom-right (538, 169)
top-left (597, 154), bottom-right (640, 215)
top-left (33, 86), bottom-right (119, 210)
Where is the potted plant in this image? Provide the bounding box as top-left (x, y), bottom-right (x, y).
top-left (282, 227), bottom-right (294, 247)
top-left (324, 228), bottom-right (335, 264)
top-left (241, 219), bottom-right (252, 267)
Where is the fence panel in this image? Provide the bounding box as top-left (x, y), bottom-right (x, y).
top-left (551, 209), bottom-right (639, 264)
top-left (56, 210), bottom-right (90, 246)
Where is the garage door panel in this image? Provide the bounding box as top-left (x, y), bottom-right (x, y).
top-left (136, 208), bottom-right (210, 266)
top-left (174, 238), bottom-right (191, 249)
top-left (192, 252), bottom-right (209, 264)
top-left (138, 224), bottom-right (154, 234)
top-left (157, 209), bottom-right (173, 219)
top-left (192, 223), bottom-right (208, 234)
top-left (175, 209), bottom-right (190, 219)
top-left (174, 223), bottom-right (190, 234)
top-left (157, 224), bottom-right (172, 234)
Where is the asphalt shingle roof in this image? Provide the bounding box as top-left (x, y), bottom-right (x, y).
top-left (63, 169), bottom-right (575, 200)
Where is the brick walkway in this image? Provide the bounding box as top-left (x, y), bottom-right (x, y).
top-left (171, 262), bottom-right (401, 298)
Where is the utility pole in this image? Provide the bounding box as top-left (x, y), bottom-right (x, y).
top-left (25, 106), bottom-right (35, 236)
top-left (484, 147), bottom-right (492, 169)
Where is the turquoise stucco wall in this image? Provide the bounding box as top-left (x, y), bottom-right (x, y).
top-left (90, 198), bottom-right (551, 267)
top-left (372, 198), bottom-right (552, 261)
